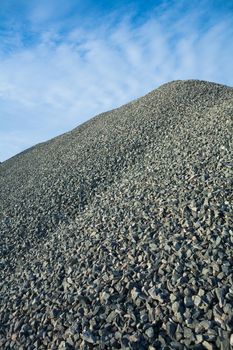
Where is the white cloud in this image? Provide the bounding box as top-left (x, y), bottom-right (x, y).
top-left (0, 4), bottom-right (233, 161)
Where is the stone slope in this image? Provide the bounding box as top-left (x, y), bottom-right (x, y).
top-left (0, 80), bottom-right (233, 349)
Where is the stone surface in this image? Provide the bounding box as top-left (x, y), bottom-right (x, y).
top-left (230, 334), bottom-right (233, 346)
top-left (145, 327), bottom-right (154, 338)
top-left (202, 340), bottom-right (214, 350)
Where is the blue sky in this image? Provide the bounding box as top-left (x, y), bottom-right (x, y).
top-left (0, 0), bottom-right (233, 161)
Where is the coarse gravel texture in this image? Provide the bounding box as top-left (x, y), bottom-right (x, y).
top-left (0, 79), bottom-right (233, 350)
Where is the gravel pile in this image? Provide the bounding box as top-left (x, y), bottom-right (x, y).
top-left (0, 80), bottom-right (233, 350)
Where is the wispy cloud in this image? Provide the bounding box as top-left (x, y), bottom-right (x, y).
top-left (0, 1), bottom-right (233, 161)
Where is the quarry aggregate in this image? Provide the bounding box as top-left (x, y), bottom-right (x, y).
top-left (0, 80), bottom-right (233, 349)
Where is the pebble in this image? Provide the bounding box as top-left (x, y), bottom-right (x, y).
top-left (184, 296), bottom-right (193, 307)
top-left (230, 334), bottom-right (233, 346)
top-left (202, 341), bottom-right (214, 350)
top-left (183, 327), bottom-right (193, 339)
top-left (131, 287), bottom-right (140, 300)
top-left (81, 331), bottom-right (96, 344)
top-left (166, 321), bottom-right (177, 338)
top-left (196, 334), bottom-right (203, 343)
top-left (215, 288), bottom-right (225, 308)
top-left (145, 327), bottom-right (154, 338)
top-left (14, 319), bottom-right (24, 332)
top-left (172, 301), bottom-right (182, 314)
top-left (170, 294), bottom-right (177, 303)
top-left (58, 341), bottom-right (71, 350)
top-left (193, 295), bottom-right (202, 307)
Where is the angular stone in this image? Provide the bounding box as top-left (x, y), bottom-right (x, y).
top-left (193, 295), bottom-right (202, 307)
top-left (58, 341), bottom-right (71, 350)
top-left (196, 334), bottom-right (203, 343)
top-left (14, 319), bottom-right (24, 332)
top-left (183, 327), bottom-right (193, 339)
top-left (145, 327), bottom-right (154, 338)
top-left (170, 341), bottom-right (183, 350)
top-left (106, 310), bottom-right (116, 323)
top-left (202, 340), bottom-right (214, 350)
top-left (184, 296), bottom-right (193, 308)
top-left (148, 287), bottom-right (166, 303)
top-left (170, 294), bottom-right (177, 303)
top-left (230, 334), bottom-right (233, 346)
top-left (215, 288), bottom-right (225, 308)
top-left (82, 331), bottom-right (96, 344)
top-left (131, 287), bottom-right (140, 300)
top-left (149, 243), bottom-right (157, 251)
top-left (166, 321), bottom-right (177, 338)
top-left (172, 301), bottom-right (182, 314)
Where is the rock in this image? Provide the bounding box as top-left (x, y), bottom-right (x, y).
top-left (11, 334), bottom-right (17, 342)
top-left (214, 237), bottom-right (221, 247)
top-left (198, 289), bottom-right (205, 297)
top-left (106, 310), bottom-right (116, 323)
top-left (217, 330), bottom-right (231, 350)
top-left (145, 327), bottom-right (154, 338)
top-left (51, 308), bottom-right (60, 318)
top-left (166, 321), bottom-right (177, 338)
top-left (172, 301), bottom-right (182, 314)
top-left (202, 341), bottom-right (214, 350)
top-left (81, 331), bottom-right (96, 344)
top-left (175, 325), bottom-right (183, 341)
top-left (170, 294), bottom-right (177, 303)
top-left (148, 287), bottom-right (157, 299)
top-left (131, 287), bottom-right (140, 300)
top-left (230, 334), bottom-right (233, 346)
top-left (115, 331), bottom-right (122, 340)
top-left (196, 334), bottom-right (203, 343)
top-left (184, 296), bottom-right (193, 308)
top-left (148, 287), bottom-right (167, 303)
top-left (183, 327), bottom-right (193, 339)
top-left (58, 341), bottom-right (72, 350)
top-left (14, 319), bottom-right (24, 332)
top-left (173, 242), bottom-right (181, 251)
top-left (169, 341), bottom-right (183, 350)
top-left (215, 288), bottom-right (225, 308)
top-left (193, 295), bottom-right (202, 307)
top-left (149, 243), bottom-right (157, 251)
top-left (195, 320), bottom-right (211, 333)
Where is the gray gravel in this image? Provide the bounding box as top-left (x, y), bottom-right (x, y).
top-left (0, 80), bottom-right (233, 349)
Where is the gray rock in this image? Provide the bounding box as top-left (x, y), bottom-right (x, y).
top-left (170, 293), bottom-right (177, 303)
top-left (202, 341), bottom-right (214, 350)
top-left (169, 341), bottom-right (183, 350)
top-left (184, 296), bottom-right (193, 308)
top-left (172, 301), bottom-right (182, 314)
top-left (215, 288), bottom-right (225, 308)
top-left (196, 334), bottom-right (203, 343)
top-left (51, 308), bottom-right (60, 318)
top-left (230, 334), bottom-right (233, 346)
top-left (58, 341), bottom-right (71, 350)
top-left (193, 295), bottom-right (202, 307)
top-left (148, 287), bottom-right (167, 303)
top-left (14, 319), bottom-right (24, 332)
top-left (145, 327), bottom-right (154, 338)
top-left (81, 331), bottom-right (96, 344)
top-left (183, 327), bottom-right (193, 339)
top-left (166, 321), bottom-right (177, 338)
top-left (131, 287), bottom-right (140, 300)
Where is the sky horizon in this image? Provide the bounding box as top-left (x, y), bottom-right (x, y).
top-left (1, 0), bottom-right (233, 161)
